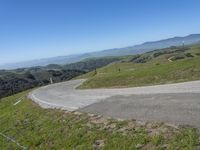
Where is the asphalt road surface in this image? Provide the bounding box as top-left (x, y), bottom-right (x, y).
top-left (29, 79), bottom-right (200, 128)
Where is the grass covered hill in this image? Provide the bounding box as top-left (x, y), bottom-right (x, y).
top-left (1, 44), bottom-right (200, 98)
top-left (0, 56), bottom-right (123, 98)
top-left (0, 91), bottom-right (199, 149)
top-left (1, 34), bottom-right (200, 70)
top-left (78, 44), bottom-right (200, 89)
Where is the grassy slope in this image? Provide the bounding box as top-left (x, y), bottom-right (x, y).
top-left (0, 91), bottom-right (199, 149)
top-left (78, 45), bottom-right (200, 89)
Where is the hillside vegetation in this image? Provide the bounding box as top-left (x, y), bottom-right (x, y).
top-left (1, 34), bottom-right (200, 69)
top-left (0, 91), bottom-right (199, 149)
top-left (0, 57), bottom-right (122, 98)
top-left (78, 44), bottom-right (200, 89)
top-left (0, 69), bottom-right (84, 99)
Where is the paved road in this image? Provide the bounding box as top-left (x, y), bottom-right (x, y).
top-left (29, 79), bottom-right (200, 128)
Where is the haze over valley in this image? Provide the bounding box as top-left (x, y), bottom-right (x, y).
top-left (1, 34), bottom-right (200, 69)
top-left (1, 0), bottom-right (200, 149)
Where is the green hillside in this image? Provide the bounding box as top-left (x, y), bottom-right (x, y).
top-left (0, 91), bottom-right (199, 149)
top-left (78, 44), bottom-right (200, 89)
top-left (0, 56), bottom-right (123, 98)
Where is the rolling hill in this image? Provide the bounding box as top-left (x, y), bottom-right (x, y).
top-left (1, 34), bottom-right (200, 69)
top-left (78, 44), bottom-right (200, 89)
top-left (0, 56), bottom-right (123, 98)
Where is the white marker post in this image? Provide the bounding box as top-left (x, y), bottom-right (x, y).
top-left (50, 77), bottom-right (53, 84)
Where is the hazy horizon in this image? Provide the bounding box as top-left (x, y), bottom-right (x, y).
top-left (1, 0), bottom-right (200, 65)
top-left (1, 33), bottom-right (199, 66)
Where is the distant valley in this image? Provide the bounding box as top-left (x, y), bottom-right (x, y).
top-left (1, 34), bottom-right (200, 69)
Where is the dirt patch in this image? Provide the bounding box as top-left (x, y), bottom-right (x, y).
top-left (93, 140), bottom-right (105, 150)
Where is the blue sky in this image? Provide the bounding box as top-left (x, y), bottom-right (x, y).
top-left (0, 0), bottom-right (200, 65)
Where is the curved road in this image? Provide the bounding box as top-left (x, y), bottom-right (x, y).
top-left (29, 79), bottom-right (200, 128)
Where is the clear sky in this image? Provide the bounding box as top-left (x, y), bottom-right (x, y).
top-left (0, 0), bottom-right (200, 65)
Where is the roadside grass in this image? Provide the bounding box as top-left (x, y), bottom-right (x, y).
top-left (0, 91), bottom-right (199, 149)
top-left (78, 46), bottom-right (200, 89)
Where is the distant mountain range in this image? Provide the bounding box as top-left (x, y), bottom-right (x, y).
top-left (1, 34), bottom-right (200, 69)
